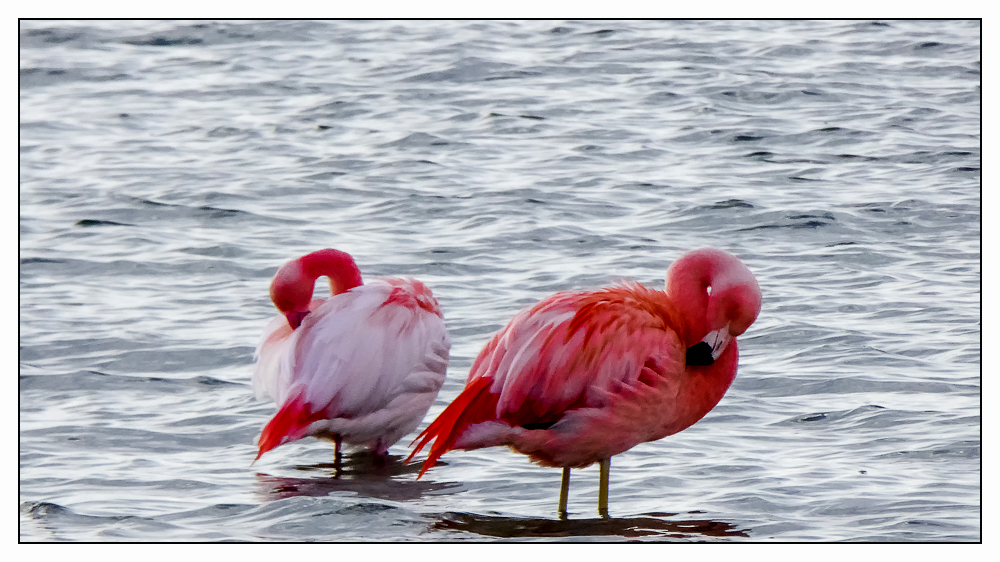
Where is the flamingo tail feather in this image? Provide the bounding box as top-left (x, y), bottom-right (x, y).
top-left (256, 393), bottom-right (327, 461)
top-left (407, 376), bottom-right (499, 479)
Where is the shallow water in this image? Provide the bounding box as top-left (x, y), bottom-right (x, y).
top-left (19, 19), bottom-right (980, 541)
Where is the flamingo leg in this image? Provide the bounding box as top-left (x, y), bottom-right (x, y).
top-left (558, 467), bottom-right (570, 519)
top-left (334, 434), bottom-right (343, 477)
top-left (598, 458), bottom-right (610, 518)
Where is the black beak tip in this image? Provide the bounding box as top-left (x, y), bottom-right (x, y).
top-left (686, 341), bottom-right (715, 366)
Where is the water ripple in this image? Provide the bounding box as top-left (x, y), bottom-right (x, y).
top-left (19, 19), bottom-right (979, 542)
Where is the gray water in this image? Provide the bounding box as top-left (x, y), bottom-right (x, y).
top-left (19, 20), bottom-right (980, 541)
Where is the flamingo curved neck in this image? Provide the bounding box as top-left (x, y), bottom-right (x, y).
top-left (270, 249), bottom-right (364, 328)
top-left (299, 249), bottom-right (363, 296)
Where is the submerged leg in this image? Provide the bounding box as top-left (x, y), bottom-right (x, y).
top-left (372, 438), bottom-right (390, 466)
top-left (333, 434), bottom-right (343, 477)
top-left (558, 467), bottom-right (570, 519)
top-left (598, 458), bottom-right (610, 518)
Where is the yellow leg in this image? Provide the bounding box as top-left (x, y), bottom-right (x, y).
top-left (598, 458), bottom-right (610, 518)
top-left (558, 467), bottom-right (570, 519)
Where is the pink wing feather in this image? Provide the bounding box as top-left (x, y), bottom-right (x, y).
top-left (479, 285), bottom-right (685, 422)
top-left (410, 283), bottom-right (688, 473)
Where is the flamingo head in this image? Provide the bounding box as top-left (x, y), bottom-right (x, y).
top-left (667, 248), bottom-right (762, 364)
top-left (269, 249), bottom-right (364, 330)
top-left (269, 259), bottom-right (314, 329)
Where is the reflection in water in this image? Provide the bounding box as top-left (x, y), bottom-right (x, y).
top-left (430, 511), bottom-right (750, 540)
top-left (254, 451), bottom-right (457, 502)
top-left (253, 452), bottom-right (747, 540)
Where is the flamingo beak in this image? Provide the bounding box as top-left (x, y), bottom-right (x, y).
top-left (285, 310), bottom-right (310, 330)
top-left (702, 324), bottom-right (733, 361)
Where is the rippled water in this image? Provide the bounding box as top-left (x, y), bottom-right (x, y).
top-left (19, 19), bottom-right (980, 541)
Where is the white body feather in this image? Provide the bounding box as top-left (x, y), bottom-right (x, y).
top-left (253, 278), bottom-right (450, 454)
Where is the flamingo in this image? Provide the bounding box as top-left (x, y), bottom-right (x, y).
top-left (407, 248), bottom-right (761, 517)
top-left (252, 249), bottom-right (450, 465)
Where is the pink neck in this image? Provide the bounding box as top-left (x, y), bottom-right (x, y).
top-left (298, 249), bottom-right (363, 296)
top-left (270, 249), bottom-right (364, 328)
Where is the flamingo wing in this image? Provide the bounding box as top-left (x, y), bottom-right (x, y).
top-left (480, 284), bottom-right (684, 424)
top-left (411, 284), bottom-right (686, 473)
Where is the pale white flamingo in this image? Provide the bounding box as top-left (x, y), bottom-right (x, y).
top-left (253, 249), bottom-right (450, 464)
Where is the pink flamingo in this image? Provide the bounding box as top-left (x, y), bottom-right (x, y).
top-left (252, 249), bottom-right (450, 465)
top-left (407, 248), bottom-right (761, 517)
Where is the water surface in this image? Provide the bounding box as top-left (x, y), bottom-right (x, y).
top-left (20, 19), bottom-right (980, 541)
